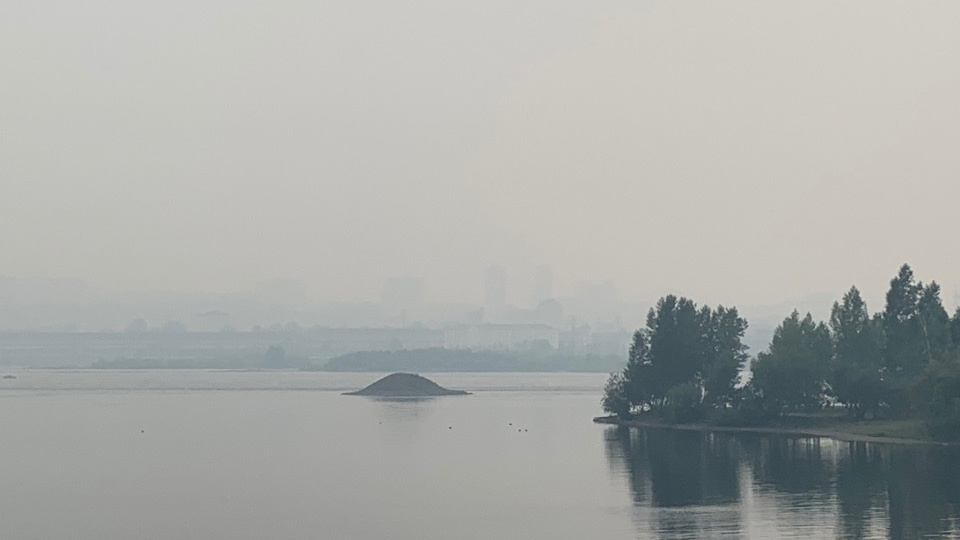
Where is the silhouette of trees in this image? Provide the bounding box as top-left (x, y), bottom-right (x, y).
top-left (603, 295), bottom-right (748, 419)
top-left (601, 372), bottom-right (631, 418)
top-left (951, 308), bottom-right (960, 348)
top-left (919, 353), bottom-right (960, 441)
top-left (829, 287), bottom-right (885, 419)
top-left (750, 311), bottom-right (832, 414)
top-left (883, 264), bottom-right (924, 376)
top-left (604, 264), bottom-right (960, 440)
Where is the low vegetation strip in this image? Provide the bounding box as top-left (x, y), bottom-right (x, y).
top-left (593, 414), bottom-right (955, 446)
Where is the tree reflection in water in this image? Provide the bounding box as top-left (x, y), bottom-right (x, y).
top-left (885, 444), bottom-right (960, 539)
top-left (604, 426), bottom-right (960, 539)
top-left (604, 426), bottom-right (743, 539)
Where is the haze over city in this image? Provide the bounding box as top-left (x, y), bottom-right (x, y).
top-left (6, 2), bottom-right (960, 539)
top-left (4, 0), bottom-right (960, 327)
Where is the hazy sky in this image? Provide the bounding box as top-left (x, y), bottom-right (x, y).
top-left (3, 1), bottom-right (959, 309)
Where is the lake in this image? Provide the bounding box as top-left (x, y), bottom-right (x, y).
top-left (1, 371), bottom-right (958, 539)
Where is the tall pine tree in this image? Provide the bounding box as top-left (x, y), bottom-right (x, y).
top-left (917, 282), bottom-right (951, 362)
top-left (883, 264), bottom-right (923, 376)
top-left (829, 286), bottom-right (885, 418)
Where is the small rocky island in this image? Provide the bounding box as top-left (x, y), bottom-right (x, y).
top-left (344, 373), bottom-right (470, 397)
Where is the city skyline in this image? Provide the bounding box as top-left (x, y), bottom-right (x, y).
top-left (4, 2), bottom-right (960, 314)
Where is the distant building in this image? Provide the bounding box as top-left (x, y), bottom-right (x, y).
top-left (444, 323), bottom-right (559, 350)
top-left (483, 265), bottom-right (507, 322)
top-left (588, 329), bottom-right (633, 356)
top-left (559, 322), bottom-right (592, 351)
top-left (191, 310), bottom-right (231, 332)
top-left (534, 298), bottom-right (564, 328)
top-left (532, 264), bottom-right (554, 306)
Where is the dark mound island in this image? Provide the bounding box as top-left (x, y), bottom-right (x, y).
top-left (344, 373), bottom-right (470, 397)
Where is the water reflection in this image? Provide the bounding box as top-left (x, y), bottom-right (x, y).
top-left (885, 445), bottom-right (960, 539)
top-left (367, 396), bottom-right (438, 404)
top-left (605, 427), bottom-right (743, 539)
top-left (748, 436), bottom-right (833, 493)
top-left (368, 396), bottom-right (437, 435)
top-left (836, 443), bottom-right (886, 539)
top-left (605, 427), bottom-right (960, 539)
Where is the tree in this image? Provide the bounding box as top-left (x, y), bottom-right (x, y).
top-left (829, 287), bottom-right (885, 419)
top-left (919, 352), bottom-right (960, 441)
top-left (663, 381), bottom-right (704, 423)
top-left (879, 265), bottom-right (951, 413)
top-left (607, 295), bottom-right (748, 415)
top-left (700, 305), bottom-right (750, 407)
top-left (751, 311), bottom-right (832, 414)
top-left (623, 329), bottom-right (654, 410)
top-left (602, 372), bottom-right (631, 418)
top-left (603, 330), bottom-right (654, 416)
top-left (644, 295), bottom-right (705, 399)
top-left (916, 282), bottom-right (951, 363)
top-left (883, 264), bottom-right (923, 376)
top-left (952, 308), bottom-right (960, 350)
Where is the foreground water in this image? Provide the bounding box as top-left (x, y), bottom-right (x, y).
top-left (1, 371), bottom-right (959, 539)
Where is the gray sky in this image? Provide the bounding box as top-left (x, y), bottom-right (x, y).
top-left (3, 1), bottom-right (959, 310)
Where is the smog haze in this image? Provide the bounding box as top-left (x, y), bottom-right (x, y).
top-left (3, 0), bottom-right (960, 312)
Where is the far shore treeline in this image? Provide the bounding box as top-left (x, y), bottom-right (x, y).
top-left (88, 346), bottom-right (624, 373)
top-left (602, 264), bottom-right (960, 442)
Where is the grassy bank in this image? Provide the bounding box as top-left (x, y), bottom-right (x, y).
top-left (593, 412), bottom-right (956, 446)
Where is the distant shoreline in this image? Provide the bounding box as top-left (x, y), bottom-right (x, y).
top-left (593, 415), bottom-right (960, 447)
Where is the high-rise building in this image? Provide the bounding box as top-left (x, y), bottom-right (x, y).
top-left (484, 265), bottom-right (507, 321)
top-left (532, 264), bottom-right (554, 306)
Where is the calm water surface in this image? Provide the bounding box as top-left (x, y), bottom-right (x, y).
top-left (1, 371), bottom-right (958, 539)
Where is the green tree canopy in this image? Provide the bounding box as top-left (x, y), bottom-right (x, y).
top-left (700, 305), bottom-right (750, 407)
top-left (951, 308), bottom-right (960, 350)
top-left (829, 286), bottom-right (885, 418)
top-left (917, 281), bottom-right (951, 363)
top-left (883, 264), bottom-right (923, 376)
top-left (919, 352), bottom-right (960, 441)
top-left (751, 311), bottom-right (832, 414)
top-left (603, 295), bottom-right (748, 416)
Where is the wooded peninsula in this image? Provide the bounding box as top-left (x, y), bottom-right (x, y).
top-left (600, 264), bottom-right (960, 443)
